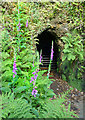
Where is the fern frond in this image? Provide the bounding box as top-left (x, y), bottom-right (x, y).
top-left (0, 92), bottom-right (36, 118)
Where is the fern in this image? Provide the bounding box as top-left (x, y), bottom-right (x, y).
top-left (0, 92), bottom-right (36, 118)
top-left (61, 30), bottom-right (84, 61)
top-left (0, 88), bottom-right (79, 119)
top-left (38, 91), bottom-right (79, 118)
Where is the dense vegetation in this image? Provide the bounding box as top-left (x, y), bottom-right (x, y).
top-left (0, 1), bottom-right (85, 119)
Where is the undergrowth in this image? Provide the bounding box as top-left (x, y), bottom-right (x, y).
top-left (0, 2), bottom-right (84, 119)
top-left (0, 88), bottom-right (78, 119)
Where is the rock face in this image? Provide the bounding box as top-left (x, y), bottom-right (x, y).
top-left (50, 19), bottom-right (70, 37)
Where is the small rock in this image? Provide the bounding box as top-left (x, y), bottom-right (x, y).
top-left (81, 92), bottom-right (83, 95)
top-left (74, 97), bottom-right (77, 100)
top-left (72, 94), bottom-right (75, 98)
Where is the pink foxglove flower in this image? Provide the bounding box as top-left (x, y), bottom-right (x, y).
top-left (18, 9), bottom-right (19, 14)
top-left (39, 53), bottom-right (42, 63)
top-left (32, 88), bottom-right (38, 97)
top-left (51, 41), bottom-right (54, 60)
top-left (26, 19), bottom-right (28, 28)
top-left (32, 71), bottom-right (36, 75)
top-left (30, 55), bottom-right (40, 97)
top-left (12, 59), bottom-right (17, 78)
top-left (47, 41), bottom-right (54, 78)
top-left (34, 74), bottom-right (38, 80)
top-left (30, 77), bottom-right (34, 83)
top-left (17, 22), bottom-right (21, 31)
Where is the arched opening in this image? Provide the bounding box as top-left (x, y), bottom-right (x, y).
top-left (36, 28), bottom-right (60, 71)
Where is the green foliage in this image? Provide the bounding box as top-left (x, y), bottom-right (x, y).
top-left (33, 70), bottom-right (56, 105)
top-left (8, 69), bottom-right (56, 106)
top-left (1, 30), bottom-right (13, 82)
top-left (61, 59), bottom-right (83, 91)
top-left (1, 2), bottom-right (55, 85)
top-left (0, 89), bottom-right (78, 119)
top-left (39, 99), bottom-right (78, 118)
top-left (60, 30), bottom-right (84, 91)
top-left (61, 30), bottom-right (84, 61)
top-left (0, 92), bottom-right (36, 118)
top-left (57, 2), bottom-right (84, 33)
top-left (1, 2), bottom-right (84, 119)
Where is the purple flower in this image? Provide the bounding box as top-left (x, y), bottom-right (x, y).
top-left (12, 69), bottom-right (17, 75)
top-left (17, 22), bottom-right (21, 26)
top-left (36, 69), bottom-right (39, 73)
top-left (32, 88), bottom-right (38, 97)
top-left (13, 74), bottom-right (15, 78)
top-left (33, 81), bottom-right (35, 86)
top-left (12, 60), bottom-right (17, 78)
top-left (13, 62), bottom-right (17, 69)
top-left (2, 26), bottom-right (5, 29)
top-left (35, 86), bottom-right (37, 88)
top-left (26, 20), bottom-right (28, 27)
top-left (18, 9), bottom-right (19, 14)
top-left (30, 77), bottom-right (34, 83)
top-left (30, 60), bottom-right (39, 97)
top-left (17, 22), bottom-right (21, 31)
top-left (39, 55), bottom-right (42, 63)
top-left (34, 74), bottom-right (38, 80)
top-left (39, 51), bottom-right (42, 63)
top-left (51, 41), bottom-right (54, 60)
top-left (32, 71), bottom-right (36, 74)
top-left (19, 25), bottom-right (21, 29)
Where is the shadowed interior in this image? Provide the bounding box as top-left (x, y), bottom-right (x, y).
top-left (36, 29), bottom-right (60, 70)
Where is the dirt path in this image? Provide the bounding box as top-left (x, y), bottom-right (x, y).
top-left (48, 72), bottom-right (85, 118)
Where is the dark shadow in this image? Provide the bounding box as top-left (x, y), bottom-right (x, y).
top-left (36, 28), bottom-right (60, 70)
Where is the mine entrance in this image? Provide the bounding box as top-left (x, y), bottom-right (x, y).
top-left (36, 28), bottom-right (60, 71)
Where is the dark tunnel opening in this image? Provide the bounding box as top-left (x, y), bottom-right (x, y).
top-left (36, 29), bottom-right (60, 71)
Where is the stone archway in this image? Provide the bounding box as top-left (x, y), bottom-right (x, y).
top-left (36, 28), bottom-right (61, 71)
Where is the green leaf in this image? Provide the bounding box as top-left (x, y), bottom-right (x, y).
top-left (68, 54), bottom-right (72, 60)
top-left (62, 55), bottom-right (66, 61)
top-left (71, 55), bottom-right (75, 60)
top-left (61, 37), bottom-right (68, 42)
top-left (1, 52), bottom-right (10, 59)
top-left (63, 49), bottom-right (71, 53)
top-left (32, 108), bottom-right (39, 117)
top-left (62, 74), bottom-right (66, 81)
top-left (0, 87), bottom-right (11, 93)
top-left (13, 86), bottom-right (28, 93)
top-left (65, 44), bottom-right (69, 49)
top-left (47, 89), bottom-right (56, 97)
